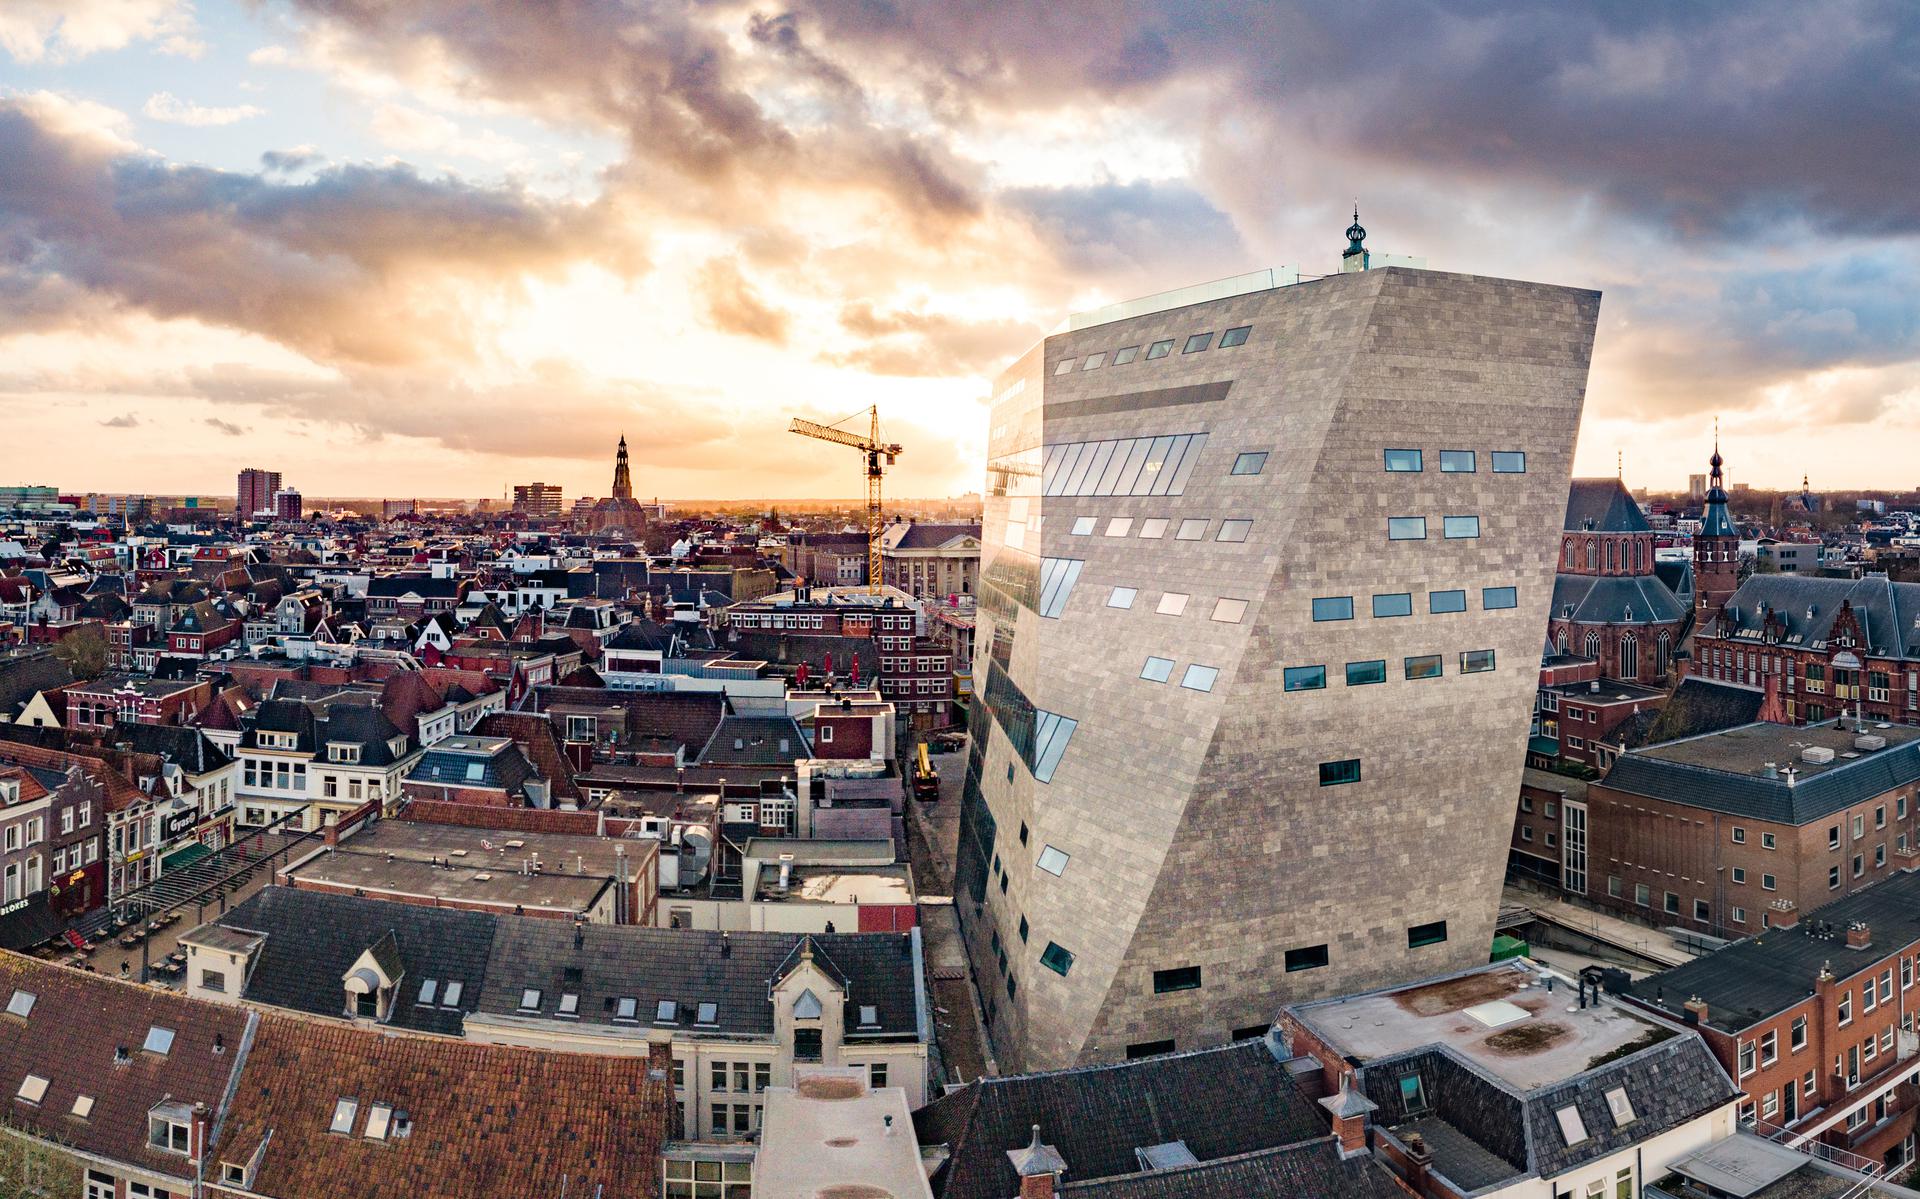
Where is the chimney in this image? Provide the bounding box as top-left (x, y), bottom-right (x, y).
top-left (1403, 1131), bottom-right (1434, 1192)
top-left (1682, 996), bottom-right (1709, 1025)
top-left (1005, 1125), bottom-right (1067, 1199)
top-left (1847, 922), bottom-right (1873, 951)
top-left (1772, 901), bottom-right (1799, 930)
top-left (190, 1102), bottom-right (211, 1163)
top-left (1318, 1073), bottom-right (1378, 1159)
top-left (1759, 672), bottom-right (1787, 724)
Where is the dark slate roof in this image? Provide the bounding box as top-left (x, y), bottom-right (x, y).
top-left (407, 741), bottom-right (537, 794)
top-left (0, 653), bottom-right (73, 720)
top-left (474, 924), bottom-right (920, 1038)
top-left (110, 721), bottom-right (233, 773)
top-left (367, 573), bottom-right (464, 599)
top-left (1631, 869), bottom-right (1920, 1033)
top-left (1713, 573), bottom-right (1920, 659)
top-left (1653, 558), bottom-right (1695, 604)
top-left (1602, 720), bottom-right (1920, 824)
top-left (606, 620), bottom-right (673, 652)
top-left (917, 1040), bottom-right (1330, 1199)
top-left (1565, 479), bottom-right (1652, 533)
top-left (1059, 1139), bottom-right (1406, 1199)
top-left (206, 887), bottom-right (495, 1036)
top-left (699, 714), bottom-right (809, 765)
top-left (1625, 679), bottom-right (1765, 749)
top-left (1360, 1027), bottom-right (1737, 1181)
top-left (1551, 573), bottom-right (1688, 626)
top-left (889, 522), bottom-right (980, 550)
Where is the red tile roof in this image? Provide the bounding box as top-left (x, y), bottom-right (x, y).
top-left (208, 1016), bottom-right (675, 1199)
top-left (0, 952), bottom-right (252, 1183)
top-left (0, 742), bottom-right (143, 810)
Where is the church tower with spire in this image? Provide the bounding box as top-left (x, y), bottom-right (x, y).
top-left (1693, 430), bottom-right (1741, 628)
top-left (610, 434), bottom-right (635, 501)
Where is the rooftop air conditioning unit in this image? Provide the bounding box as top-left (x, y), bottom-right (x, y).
top-left (1855, 735), bottom-right (1888, 752)
top-left (1802, 746), bottom-right (1836, 765)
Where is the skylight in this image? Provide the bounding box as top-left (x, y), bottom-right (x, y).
top-left (440, 981), bottom-right (463, 1007)
top-left (71, 1095), bottom-right (93, 1119)
top-left (696, 1002), bottom-right (718, 1025)
top-left (557, 993), bottom-right (579, 1016)
top-left (365, 1103), bottom-right (393, 1141)
top-left (518, 988), bottom-right (541, 1011)
top-left (655, 1000), bottom-right (678, 1023)
top-left (5, 990), bottom-right (33, 1019)
top-left (1605, 1087), bottom-right (1636, 1127)
top-left (330, 1098), bottom-right (358, 1134)
top-left (143, 1026), bottom-right (175, 1056)
top-left (858, 1005), bottom-right (879, 1028)
top-left (416, 979), bottom-right (438, 1006)
top-left (17, 1075), bottom-right (47, 1104)
top-left (615, 997), bottom-right (637, 1021)
top-left (1555, 1105), bottom-right (1589, 1146)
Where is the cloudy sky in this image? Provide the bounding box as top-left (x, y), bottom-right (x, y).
top-left (3, 1), bottom-right (1917, 501)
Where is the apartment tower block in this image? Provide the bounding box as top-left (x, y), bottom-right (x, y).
top-left (960, 261), bottom-right (1601, 1071)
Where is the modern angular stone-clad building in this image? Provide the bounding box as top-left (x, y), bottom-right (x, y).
top-left (959, 261), bottom-right (1602, 1071)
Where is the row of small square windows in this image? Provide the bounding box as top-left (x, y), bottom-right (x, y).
top-left (1052, 325), bottom-right (1253, 375)
top-left (1384, 448), bottom-right (1527, 473)
top-left (1025, 917), bottom-right (1445, 987)
top-left (1313, 587), bottom-right (1517, 621)
top-left (1280, 650), bottom-right (1497, 693)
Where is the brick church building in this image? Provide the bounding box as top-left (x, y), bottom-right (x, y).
top-left (1547, 477), bottom-right (1692, 685)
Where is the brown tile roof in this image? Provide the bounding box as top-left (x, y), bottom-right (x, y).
top-left (0, 952), bottom-right (252, 1182)
top-left (0, 742), bottom-right (143, 810)
top-left (208, 1015), bottom-right (675, 1199)
top-left (0, 767), bottom-right (48, 804)
top-left (473, 712), bottom-right (579, 801)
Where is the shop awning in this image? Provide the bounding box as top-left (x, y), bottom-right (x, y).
top-left (0, 894), bottom-right (67, 952)
top-left (161, 841), bottom-right (214, 871)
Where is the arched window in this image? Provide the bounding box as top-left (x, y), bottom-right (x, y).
top-left (1657, 631), bottom-right (1672, 672)
top-left (1586, 539), bottom-right (1596, 571)
top-left (1621, 634), bottom-right (1639, 681)
top-left (1563, 538), bottom-right (1574, 568)
top-left (1585, 632), bottom-right (1601, 660)
top-left (1558, 632), bottom-right (1569, 653)
top-left (1606, 541), bottom-right (1617, 573)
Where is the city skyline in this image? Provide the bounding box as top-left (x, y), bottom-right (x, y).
top-left (4, 2), bottom-right (1919, 500)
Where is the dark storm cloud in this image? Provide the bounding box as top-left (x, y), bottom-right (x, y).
top-left (0, 95), bottom-right (629, 365)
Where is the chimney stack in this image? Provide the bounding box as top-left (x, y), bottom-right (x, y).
top-left (1318, 1074), bottom-right (1378, 1160)
top-left (1006, 1125), bottom-right (1067, 1199)
top-left (1682, 995), bottom-right (1709, 1025)
top-left (1847, 922), bottom-right (1873, 951)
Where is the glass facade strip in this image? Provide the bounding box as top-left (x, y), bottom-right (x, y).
top-left (1092, 442), bottom-right (1133, 495)
top-left (1112, 439), bottom-right (1153, 494)
top-left (1075, 441), bottom-right (1118, 495)
top-left (1165, 432), bottom-right (1208, 494)
top-left (1138, 436), bottom-right (1177, 494)
top-left (1148, 434), bottom-right (1189, 496)
top-left (1060, 441), bottom-right (1103, 495)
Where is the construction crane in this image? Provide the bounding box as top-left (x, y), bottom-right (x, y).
top-left (788, 405), bottom-right (901, 595)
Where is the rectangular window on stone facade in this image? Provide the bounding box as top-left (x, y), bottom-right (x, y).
top-left (1439, 450), bottom-right (1476, 473)
top-left (1407, 921), bottom-right (1448, 948)
top-left (1430, 589), bottom-right (1467, 614)
top-left (1405, 655), bottom-right (1443, 680)
top-left (1284, 945), bottom-right (1329, 972)
top-left (1492, 451), bottom-right (1527, 473)
top-left (1461, 649), bottom-right (1496, 674)
top-left (1313, 596), bottom-right (1354, 621)
top-left (1040, 942), bottom-right (1074, 976)
top-left (1126, 1039), bottom-right (1176, 1058)
top-left (1153, 966), bottom-right (1202, 993)
top-left (1443, 515), bottom-right (1480, 539)
top-left (1283, 666), bottom-right (1325, 692)
top-left (1384, 448), bottom-right (1423, 472)
top-left (1483, 586), bottom-right (1518, 609)
top-left (1388, 517), bottom-right (1427, 540)
top-left (1318, 759), bottom-right (1361, 787)
top-left (1345, 660), bottom-right (1387, 686)
top-left (1373, 593), bottom-right (1413, 618)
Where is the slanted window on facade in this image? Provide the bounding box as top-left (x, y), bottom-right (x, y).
top-left (1219, 325), bottom-right (1251, 348)
top-left (1140, 657), bottom-right (1174, 684)
top-left (1107, 586), bottom-right (1137, 609)
top-left (1175, 518), bottom-right (1209, 541)
top-left (1180, 665), bottom-right (1219, 692)
top-left (1145, 339), bottom-right (1175, 359)
top-left (1040, 942), bottom-right (1074, 976)
top-left (1216, 519), bottom-right (1252, 543)
top-left (1036, 845), bottom-right (1069, 876)
top-left (1231, 451), bottom-right (1267, 475)
top-left (1157, 592), bottom-right (1188, 616)
top-left (1211, 598), bottom-right (1248, 624)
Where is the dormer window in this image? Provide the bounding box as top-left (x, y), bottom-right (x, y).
top-left (791, 991), bottom-right (823, 1020)
top-left (148, 1103), bottom-right (193, 1154)
top-left (329, 744), bottom-right (361, 764)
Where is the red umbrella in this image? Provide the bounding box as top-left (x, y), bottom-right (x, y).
top-left (851, 655), bottom-right (861, 685)
top-left (796, 661), bottom-right (809, 687)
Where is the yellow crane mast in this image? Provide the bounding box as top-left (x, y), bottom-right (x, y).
top-left (788, 405), bottom-right (902, 595)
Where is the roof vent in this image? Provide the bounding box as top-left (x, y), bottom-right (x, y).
top-left (1802, 746), bottom-right (1836, 765)
top-left (1762, 762), bottom-right (1778, 779)
top-left (1856, 735), bottom-right (1888, 752)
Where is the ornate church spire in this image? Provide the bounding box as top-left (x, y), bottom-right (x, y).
top-left (610, 434), bottom-right (634, 501)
